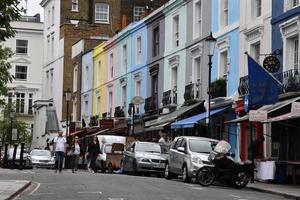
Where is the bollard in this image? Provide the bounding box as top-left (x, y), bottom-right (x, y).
top-left (19, 142), bottom-right (25, 170)
top-left (3, 143), bottom-right (9, 168)
top-left (11, 143), bottom-right (18, 169)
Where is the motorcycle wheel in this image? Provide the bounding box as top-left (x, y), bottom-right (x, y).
top-left (234, 172), bottom-right (249, 189)
top-left (197, 167), bottom-right (214, 186)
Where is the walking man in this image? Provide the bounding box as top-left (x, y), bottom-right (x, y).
top-left (53, 130), bottom-right (67, 173)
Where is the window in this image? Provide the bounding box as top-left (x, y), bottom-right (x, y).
top-left (194, 0), bottom-right (202, 38)
top-left (293, 0), bottom-right (300, 7)
top-left (85, 65), bottom-right (89, 88)
top-left (293, 38), bottom-right (299, 70)
top-left (251, 42), bottom-right (260, 63)
top-left (95, 3), bottom-right (109, 23)
top-left (8, 92), bottom-right (13, 104)
top-left (173, 16), bottom-right (179, 47)
top-left (72, 0), bottom-right (78, 12)
top-left (136, 36), bottom-right (142, 64)
top-left (254, 0), bottom-right (261, 17)
top-left (15, 65), bottom-right (27, 80)
top-left (219, 51), bottom-right (228, 78)
top-left (153, 27), bottom-right (159, 57)
top-left (73, 98), bottom-right (77, 121)
top-left (51, 33), bottom-right (54, 58)
top-left (194, 57), bottom-right (201, 82)
top-left (73, 65), bottom-right (78, 92)
top-left (122, 45), bottom-right (127, 74)
top-left (50, 69), bottom-right (54, 97)
top-left (97, 60), bottom-right (101, 85)
top-left (221, 0), bottom-right (229, 27)
top-left (16, 40), bottom-right (28, 55)
top-left (152, 74), bottom-right (158, 96)
top-left (47, 9), bottom-right (50, 28)
top-left (135, 80), bottom-right (141, 97)
top-left (52, 6), bottom-right (55, 26)
top-left (171, 67), bottom-right (178, 90)
top-left (97, 96), bottom-right (101, 114)
top-left (85, 100), bottom-right (88, 115)
top-left (110, 53), bottom-right (114, 79)
top-left (28, 93), bottom-right (33, 115)
top-left (47, 36), bottom-right (50, 59)
top-left (133, 6), bottom-right (145, 22)
top-left (16, 93), bottom-right (25, 114)
top-left (108, 91), bottom-right (113, 117)
top-left (285, 0), bottom-right (300, 11)
top-left (122, 85), bottom-right (126, 107)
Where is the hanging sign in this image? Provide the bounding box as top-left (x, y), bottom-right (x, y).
top-left (249, 110), bottom-right (268, 122)
top-left (263, 55), bottom-right (280, 73)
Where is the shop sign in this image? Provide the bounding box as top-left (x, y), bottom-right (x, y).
top-left (249, 110), bottom-right (267, 122)
top-left (291, 102), bottom-right (300, 115)
top-left (99, 119), bottom-right (114, 129)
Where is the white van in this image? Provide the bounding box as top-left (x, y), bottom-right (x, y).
top-left (96, 135), bottom-right (126, 172)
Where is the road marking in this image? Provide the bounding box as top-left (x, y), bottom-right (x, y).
top-left (29, 182), bottom-right (40, 195)
top-left (108, 198), bottom-right (124, 200)
top-left (190, 187), bottom-right (204, 190)
top-left (31, 192), bottom-right (55, 196)
top-left (78, 191), bottom-right (102, 194)
top-left (230, 194), bottom-right (241, 198)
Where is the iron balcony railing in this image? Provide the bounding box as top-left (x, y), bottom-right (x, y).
top-left (184, 83), bottom-right (200, 102)
top-left (162, 88), bottom-right (177, 107)
top-left (144, 95), bottom-right (158, 113)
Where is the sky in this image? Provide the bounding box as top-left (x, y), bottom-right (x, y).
top-left (20, 0), bottom-right (44, 21)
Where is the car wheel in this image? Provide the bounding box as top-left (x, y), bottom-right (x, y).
top-left (107, 163), bottom-right (113, 174)
top-left (182, 165), bottom-right (191, 183)
top-left (164, 163), bottom-right (173, 180)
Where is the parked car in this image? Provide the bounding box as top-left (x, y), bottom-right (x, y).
top-left (122, 141), bottom-right (168, 175)
top-left (28, 149), bottom-right (55, 169)
top-left (164, 136), bottom-right (218, 182)
top-left (96, 135), bottom-right (126, 172)
top-left (7, 148), bottom-right (30, 168)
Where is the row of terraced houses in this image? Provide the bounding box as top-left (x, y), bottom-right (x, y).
top-left (30, 0), bottom-right (300, 170)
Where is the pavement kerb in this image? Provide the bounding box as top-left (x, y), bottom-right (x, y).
top-left (5, 181), bottom-right (31, 200)
top-left (247, 185), bottom-right (300, 200)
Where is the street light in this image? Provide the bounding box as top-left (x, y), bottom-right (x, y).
top-left (64, 88), bottom-right (72, 138)
top-left (10, 109), bottom-right (15, 145)
top-left (205, 32), bottom-right (216, 137)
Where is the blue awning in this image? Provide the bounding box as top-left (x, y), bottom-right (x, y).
top-left (171, 107), bottom-right (228, 129)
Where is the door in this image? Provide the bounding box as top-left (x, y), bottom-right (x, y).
top-left (177, 138), bottom-right (187, 173)
top-left (172, 138), bottom-right (183, 174)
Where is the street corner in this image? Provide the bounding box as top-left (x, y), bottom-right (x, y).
top-left (0, 180), bottom-right (31, 200)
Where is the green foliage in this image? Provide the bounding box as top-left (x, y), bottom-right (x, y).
top-left (0, 102), bottom-right (31, 145)
top-left (210, 78), bottom-right (227, 98)
top-left (0, 0), bottom-right (25, 103)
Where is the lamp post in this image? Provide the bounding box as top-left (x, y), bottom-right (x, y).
top-left (64, 88), bottom-right (72, 138)
top-left (10, 110), bottom-right (15, 146)
top-left (205, 32), bottom-right (216, 138)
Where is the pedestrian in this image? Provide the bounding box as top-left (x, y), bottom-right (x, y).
top-left (53, 130), bottom-right (66, 173)
top-left (45, 138), bottom-right (50, 150)
top-left (70, 136), bottom-right (81, 173)
top-left (158, 131), bottom-right (167, 145)
top-left (87, 136), bottom-right (101, 173)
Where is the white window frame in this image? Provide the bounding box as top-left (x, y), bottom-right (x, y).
top-left (110, 53), bottom-right (114, 79)
top-left (284, 0), bottom-right (300, 11)
top-left (136, 35), bottom-right (142, 65)
top-left (108, 91), bottom-right (113, 117)
top-left (122, 85), bottom-right (127, 108)
top-left (15, 65), bottom-right (28, 81)
top-left (173, 15), bottom-right (179, 48)
top-left (218, 50), bottom-right (229, 79)
top-left (95, 3), bottom-right (109, 23)
top-left (133, 6), bottom-right (145, 22)
top-left (250, 41), bottom-right (261, 64)
top-left (253, 0), bottom-right (262, 18)
top-left (193, 0), bottom-right (202, 39)
top-left (51, 33), bottom-right (54, 59)
top-left (16, 39), bottom-right (28, 55)
top-left (153, 26), bottom-right (160, 57)
top-left (52, 6), bottom-right (55, 26)
top-left (97, 60), bottom-right (101, 85)
top-left (97, 95), bottom-right (101, 114)
top-left (16, 93), bottom-right (25, 114)
top-left (73, 65), bottom-right (78, 92)
top-left (72, 0), bottom-right (79, 12)
top-left (85, 65), bottom-right (89, 91)
top-left (220, 0), bottom-right (229, 27)
top-left (122, 44), bottom-right (127, 74)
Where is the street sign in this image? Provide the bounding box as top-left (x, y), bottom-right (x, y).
top-left (291, 102), bottom-right (300, 115)
top-left (131, 96), bottom-right (144, 105)
top-left (244, 95), bottom-right (249, 113)
top-left (249, 110), bottom-right (268, 122)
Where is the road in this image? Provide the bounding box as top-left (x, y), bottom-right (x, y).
top-left (0, 169), bottom-right (290, 200)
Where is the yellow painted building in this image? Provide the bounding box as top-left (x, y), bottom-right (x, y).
top-left (93, 42), bottom-right (106, 117)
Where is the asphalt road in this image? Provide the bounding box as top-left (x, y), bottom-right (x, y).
top-left (0, 169), bottom-right (291, 200)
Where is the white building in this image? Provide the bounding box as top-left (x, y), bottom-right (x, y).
top-left (1, 15), bottom-right (43, 130)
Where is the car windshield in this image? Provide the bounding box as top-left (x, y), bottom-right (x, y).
top-left (189, 140), bottom-right (216, 153)
top-left (136, 143), bottom-right (162, 153)
top-left (31, 150), bottom-right (51, 157)
top-left (104, 144), bottom-right (112, 153)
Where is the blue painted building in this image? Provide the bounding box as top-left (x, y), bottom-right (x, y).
top-left (211, 0), bottom-right (240, 154)
top-left (81, 50), bottom-right (94, 126)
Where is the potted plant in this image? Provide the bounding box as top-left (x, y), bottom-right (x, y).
top-left (210, 78), bottom-right (227, 98)
top-left (286, 75), bottom-right (299, 92)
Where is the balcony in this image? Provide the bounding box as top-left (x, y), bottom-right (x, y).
top-left (162, 88), bottom-right (177, 107)
top-left (184, 83), bottom-right (200, 103)
top-left (238, 69), bottom-right (300, 97)
top-left (144, 95), bottom-right (158, 114)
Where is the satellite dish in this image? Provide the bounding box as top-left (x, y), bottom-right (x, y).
top-left (131, 96), bottom-right (145, 105)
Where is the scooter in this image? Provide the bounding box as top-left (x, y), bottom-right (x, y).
top-left (197, 140), bottom-right (254, 189)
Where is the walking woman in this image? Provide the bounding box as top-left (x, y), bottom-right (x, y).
top-left (71, 136), bottom-right (81, 173)
top-left (87, 136), bottom-right (101, 173)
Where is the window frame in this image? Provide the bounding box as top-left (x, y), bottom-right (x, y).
top-left (193, 0), bottom-right (202, 39)
top-left (133, 6), bottom-right (145, 22)
top-left (72, 0), bottom-right (79, 12)
top-left (16, 39), bottom-right (28, 55)
top-left (15, 65), bottom-right (28, 81)
top-left (136, 36), bottom-right (142, 65)
top-left (95, 3), bottom-right (109, 23)
top-left (153, 26), bottom-right (160, 57)
top-left (173, 15), bottom-right (179, 48)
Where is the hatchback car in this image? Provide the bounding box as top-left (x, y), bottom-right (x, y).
top-left (122, 141), bottom-right (168, 175)
top-left (165, 136), bottom-right (218, 182)
top-left (29, 149), bottom-right (55, 168)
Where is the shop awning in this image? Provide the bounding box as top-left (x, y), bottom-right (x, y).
top-left (225, 96), bottom-right (300, 124)
top-left (144, 122), bottom-right (170, 131)
top-left (171, 107), bottom-right (228, 129)
top-left (264, 112), bottom-right (300, 122)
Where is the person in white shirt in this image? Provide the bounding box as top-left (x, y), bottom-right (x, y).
top-left (53, 130), bottom-right (66, 173)
top-left (70, 136), bottom-right (81, 173)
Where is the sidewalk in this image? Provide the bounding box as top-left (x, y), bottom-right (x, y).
top-left (0, 180), bottom-right (31, 200)
top-left (248, 182), bottom-right (300, 199)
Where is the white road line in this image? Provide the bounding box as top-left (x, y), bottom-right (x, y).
top-left (29, 182), bottom-right (40, 195)
top-left (31, 192), bottom-right (55, 196)
top-left (190, 187), bottom-right (204, 190)
top-left (108, 198), bottom-right (124, 200)
top-left (229, 194), bottom-right (241, 199)
top-left (77, 191), bottom-right (102, 194)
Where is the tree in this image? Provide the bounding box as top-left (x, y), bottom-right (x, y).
top-left (0, 0), bottom-right (25, 104)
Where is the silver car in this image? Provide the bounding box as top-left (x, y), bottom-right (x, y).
top-left (122, 141), bottom-right (168, 175)
top-left (29, 149), bottom-right (55, 168)
top-left (165, 136), bottom-right (218, 182)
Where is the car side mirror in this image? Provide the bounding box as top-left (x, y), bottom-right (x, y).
top-left (177, 147), bottom-right (186, 153)
top-left (130, 148), bottom-right (134, 152)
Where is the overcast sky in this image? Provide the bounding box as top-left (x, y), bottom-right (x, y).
top-left (20, 0), bottom-right (44, 21)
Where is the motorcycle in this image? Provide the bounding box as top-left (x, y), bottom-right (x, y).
top-left (197, 140), bottom-right (254, 188)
